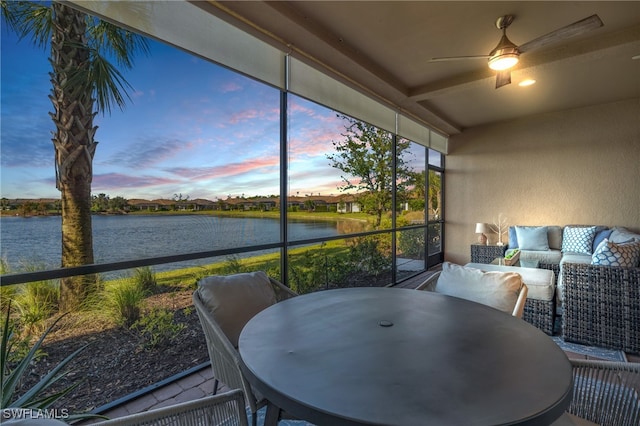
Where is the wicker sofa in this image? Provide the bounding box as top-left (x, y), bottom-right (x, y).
top-left (507, 225), bottom-right (640, 353)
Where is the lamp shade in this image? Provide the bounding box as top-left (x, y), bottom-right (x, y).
top-left (475, 223), bottom-right (490, 233)
top-left (488, 33), bottom-right (519, 71)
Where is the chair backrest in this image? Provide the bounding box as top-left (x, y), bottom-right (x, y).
top-left (416, 263), bottom-right (527, 317)
top-left (193, 272), bottom-right (296, 417)
top-left (567, 359), bottom-right (640, 426)
top-left (93, 389), bottom-right (248, 426)
top-left (197, 271), bottom-right (280, 347)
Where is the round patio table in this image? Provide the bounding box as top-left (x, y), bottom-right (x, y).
top-left (239, 287), bottom-right (572, 426)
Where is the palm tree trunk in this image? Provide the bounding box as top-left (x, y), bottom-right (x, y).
top-left (50, 3), bottom-right (98, 310)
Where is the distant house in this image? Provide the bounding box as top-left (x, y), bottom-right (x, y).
top-left (191, 199), bottom-right (216, 211)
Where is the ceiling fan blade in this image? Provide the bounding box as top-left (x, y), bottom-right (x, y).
top-left (430, 55), bottom-right (490, 62)
top-left (518, 14), bottom-right (603, 54)
top-left (496, 70), bottom-right (511, 89)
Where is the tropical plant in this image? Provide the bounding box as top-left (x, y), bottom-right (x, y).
top-left (1, 1), bottom-right (149, 310)
top-left (13, 281), bottom-right (59, 333)
top-left (222, 255), bottom-right (245, 275)
top-left (398, 228), bottom-right (425, 259)
top-left (104, 279), bottom-right (146, 327)
top-left (133, 266), bottom-right (157, 294)
top-left (347, 236), bottom-right (391, 276)
top-left (327, 115), bottom-right (412, 227)
top-left (1, 301), bottom-right (88, 413)
top-left (132, 308), bottom-right (185, 350)
top-left (0, 261), bottom-right (17, 305)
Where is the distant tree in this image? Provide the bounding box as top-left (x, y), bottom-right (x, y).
top-left (2, 1), bottom-right (149, 310)
top-left (36, 201), bottom-right (48, 215)
top-left (92, 193), bottom-right (110, 212)
top-left (428, 170), bottom-right (442, 218)
top-left (109, 196), bottom-right (128, 212)
top-left (304, 199), bottom-right (316, 212)
top-left (172, 193), bottom-right (189, 202)
top-left (327, 115), bottom-right (412, 227)
top-left (18, 201), bottom-right (35, 217)
top-left (405, 170), bottom-right (426, 211)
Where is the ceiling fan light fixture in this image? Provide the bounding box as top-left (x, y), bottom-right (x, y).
top-left (488, 53), bottom-right (519, 70)
top-left (488, 33), bottom-right (519, 70)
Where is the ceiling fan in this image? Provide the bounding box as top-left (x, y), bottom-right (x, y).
top-left (430, 14), bottom-right (604, 89)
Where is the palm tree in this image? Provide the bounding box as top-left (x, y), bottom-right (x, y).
top-left (2, 1), bottom-right (148, 310)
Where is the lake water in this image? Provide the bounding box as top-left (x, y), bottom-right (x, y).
top-left (0, 215), bottom-right (355, 273)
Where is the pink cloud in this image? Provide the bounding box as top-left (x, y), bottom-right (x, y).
top-left (167, 156), bottom-right (279, 180)
top-left (288, 128), bottom-right (342, 157)
top-left (228, 106), bottom-right (279, 125)
top-left (221, 82), bottom-right (243, 93)
top-left (228, 109), bottom-right (260, 124)
top-left (93, 173), bottom-right (181, 190)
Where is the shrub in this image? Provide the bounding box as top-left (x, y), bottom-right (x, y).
top-left (132, 308), bottom-right (185, 349)
top-left (104, 279), bottom-right (146, 327)
top-left (222, 255), bottom-right (245, 274)
top-left (287, 244), bottom-right (352, 293)
top-left (0, 286), bottom-right (17, 313)
top-left (398, 228), bottom-right (425, 259)
top-left (13, 281), bottom-right (59, 333)
top-left (348, 236), bottom-right (391, 276)
top-left (133, 266), bottom-right (157, 293)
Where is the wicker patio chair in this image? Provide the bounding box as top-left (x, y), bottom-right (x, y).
top-left (555, 359), bottom-right (640, 426)
top-left (93, 389), bottom-right (248, 426)
top-left (416, 270), bottom-right (528, 318)
top-left (561, 263), bottom-right (640, 353)
top-left (193, 271), bottom-right (297, 426)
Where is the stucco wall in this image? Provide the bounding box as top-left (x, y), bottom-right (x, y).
top-left (445, 97), bottom-right (640, 265)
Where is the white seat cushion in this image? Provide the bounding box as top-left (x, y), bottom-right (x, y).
top-left (197, 271), bottom-right (277, 347)
top-left (551, 412), bottom-right (598, 426)
top-left (436, 262), bottom-right (522, 314)
top-left (465, 262), bottom-right (555, 302)
top-left (520, 249), bottom-right (563, 265)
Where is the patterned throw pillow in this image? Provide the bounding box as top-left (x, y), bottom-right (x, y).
top-left (592, 239), bottom-right (640, 267)
top-left (562, 226), bottom-right (597, 254)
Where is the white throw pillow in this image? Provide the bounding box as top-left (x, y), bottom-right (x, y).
top-left (197, 271), bottom-right (277, 347)
top-left (435, 262), bottom-right (523, 314)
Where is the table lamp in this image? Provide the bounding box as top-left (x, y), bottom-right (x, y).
top-left (475, 223), bottom-right (490, 245)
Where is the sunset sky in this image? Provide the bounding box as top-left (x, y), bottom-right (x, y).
top-left (0, 22), bottom-right (363, 201)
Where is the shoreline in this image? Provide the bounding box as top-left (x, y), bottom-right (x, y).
top-left (0, 210), bottom-right (372, 223)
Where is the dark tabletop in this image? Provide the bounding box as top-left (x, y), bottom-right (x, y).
top-left (239, 287), bottom-right (572, 426)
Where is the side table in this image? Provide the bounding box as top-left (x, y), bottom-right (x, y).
top-left (470, 244), bottom-right (507, 264)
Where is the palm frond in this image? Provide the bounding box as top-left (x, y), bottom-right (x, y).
top-left (1, 1), bottom-right (52, 49)
top-left (88, 18), bottom-right (149, 69)
top-left (62, 41), bottom-right (135, 115)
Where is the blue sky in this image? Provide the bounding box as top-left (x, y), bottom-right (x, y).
top-left (0, 21), bottom-right (359, 201)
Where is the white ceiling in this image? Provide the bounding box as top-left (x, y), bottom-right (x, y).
top-left (201, 1), bottom-right (640, 136)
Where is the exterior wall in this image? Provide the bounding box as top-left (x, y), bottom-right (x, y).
top-left (445, 98), bottom-right (640, 265)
